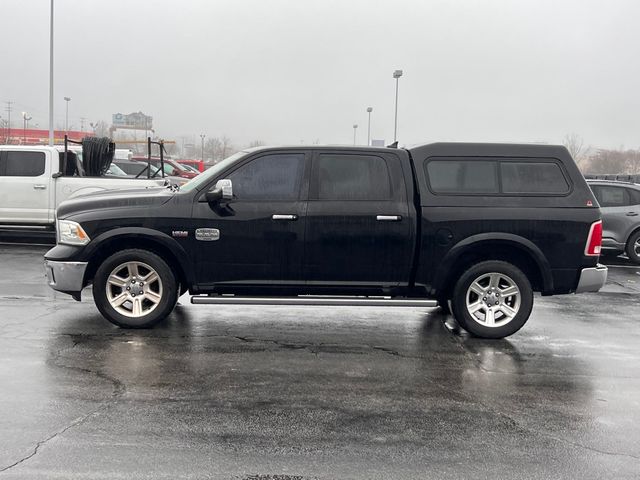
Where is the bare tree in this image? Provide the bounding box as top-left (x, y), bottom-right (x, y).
top-left (220, 135), bottom-right (234, 160)
top-left (203, 137), bottom-right (221, 163)
top-left (586, 149), bottom-right (640, 174)
top-left (248, 140), bottom-right (265, 148)
top-left (563, 133), bottom-right (587, 166)
top-left (92, 120), bottom-right (110, 138)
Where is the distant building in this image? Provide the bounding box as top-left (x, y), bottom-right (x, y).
top-left (1, 128), bottom-right (91, 145)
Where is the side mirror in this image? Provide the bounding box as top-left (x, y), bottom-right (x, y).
top-left (205, 179), bottom-right (233, 203)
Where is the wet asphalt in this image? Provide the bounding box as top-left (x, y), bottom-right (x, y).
top-left (0, 244), bottom-right (639, 479)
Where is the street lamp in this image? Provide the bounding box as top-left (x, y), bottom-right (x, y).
top-left (64, 96), bottom-right (71, 133)
top-left (49, 0), bottom-right (54, 145)
top-left (352, 124), bottom-right (358, 146)
top-left (22, 112), bottom-right (32, 144)
top-left (200, 134), bottom-right (206, 161)
top-left (366, 107), bottom-right (373, 146)
top-left (392, 69), bottom-right (403, 143)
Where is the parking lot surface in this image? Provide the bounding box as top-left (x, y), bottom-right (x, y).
top-left (0, 244), bottom-right (639, 479)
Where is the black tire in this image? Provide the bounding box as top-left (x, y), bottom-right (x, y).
top-left (450, 260), bottom-right (533, 339)
top-left (625, 231), bottom-right (640, 264)
top-left (93, 249), bottom-right (178, 328)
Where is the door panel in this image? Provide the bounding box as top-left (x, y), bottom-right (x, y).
top-left (190, 152), bottom-right (308, 287)
top-left (0, 150), bottom-right (51, 224)
top-left (304, 152), bottom-right (413, 286)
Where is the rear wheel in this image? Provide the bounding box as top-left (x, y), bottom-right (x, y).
top-left (625, 231), bottom-right (640, 264)
top-left (93, 249), bottom-right (178, 328)
top-left (451, 261), bottom-right (533, 339)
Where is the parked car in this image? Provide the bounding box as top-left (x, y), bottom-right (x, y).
top-left (44, 143), bottom-right (606, 339)
top-left (587, 179), bottom-right (640, 263)
top-left (113, 159), bottom-right (188, 186)
top-left (177, 159), bottom-right (205, 172)
top-left (131, 156), bottom-right (199, 179)
top-left (180, 164), bottom-right (201, 175)
top-left (0, 145), bottom-right (165, 238)
top-left (105, 162), bottom-right (130, 177)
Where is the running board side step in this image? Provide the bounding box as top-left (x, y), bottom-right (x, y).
top-left (191, 296), bottom-right (438, 307)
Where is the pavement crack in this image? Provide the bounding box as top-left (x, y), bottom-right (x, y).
top-left (0, 410), bottom-right (100, 474)
top-left (0, 338), bottom-right (126, 474)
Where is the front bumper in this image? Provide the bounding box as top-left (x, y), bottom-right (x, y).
top-left (575, 264), bottom-right (608, 294)
top-left (45, 260), bottom-right (88, 293)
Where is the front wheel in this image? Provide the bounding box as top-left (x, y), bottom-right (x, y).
top-left (93, 249), bottom-right (178, 328)
top-left (451, 261), bottom-right (533, 339)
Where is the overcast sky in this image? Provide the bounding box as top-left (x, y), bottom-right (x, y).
top-left (1, 0), bottom-right (639, 149)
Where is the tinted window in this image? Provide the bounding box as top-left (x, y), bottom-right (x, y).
top-left (229, 153), bottom-right (305, 200)
top-left (427, 160), bottom-right (498, 194)
top-left (501, 162), bottom-right (569, 194)
top-left (313, 154), bottom-right (391, 200)
top-left (593, 186), bottom-right (631, 207)
top-left (628, 188), bottom-right (640, 205)
top-left (1, 151), bottom-right (46, 177)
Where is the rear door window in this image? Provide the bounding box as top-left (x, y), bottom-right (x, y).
top-left (0, 151), bottom-right (46, 177)
top-left (311, 154), bottom-right (392, 200)
top-left (592, 185), bottom-right (632, 207)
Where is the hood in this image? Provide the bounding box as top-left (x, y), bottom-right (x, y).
top-left (57, 187), bottom-right (176, 219)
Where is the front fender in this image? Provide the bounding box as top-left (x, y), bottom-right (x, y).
top-left (81, 227), bottom-right (195, 286)
top-left (431, 232), bottom-right (554, 295)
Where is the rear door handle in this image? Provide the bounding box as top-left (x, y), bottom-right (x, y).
top-left (272, 214), bottom-right (298, 221)
top-left (626, 212), bottom-right (639, 216)
top-left (33, 184), bottom-right (47, 190)
top-left (376, 215), bottom-right (401, 221)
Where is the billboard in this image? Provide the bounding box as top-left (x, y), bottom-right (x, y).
top-left (112, 112), bottom-right (153, 130)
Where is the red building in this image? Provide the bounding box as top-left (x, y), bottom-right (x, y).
top-left (1, 128), bottom-right (93, 145)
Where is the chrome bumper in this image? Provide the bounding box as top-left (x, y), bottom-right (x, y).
top-left (44, 260), bottom-right (88, 292)
top-left (575, 264), bottom-right (608, 294)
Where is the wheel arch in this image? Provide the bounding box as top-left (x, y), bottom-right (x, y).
top-left (624, 224), bottom-right (640, 248)
top-left (82, 228), bottom-right (194, 290)
top-left (431, 233), bottom-right (553, 298)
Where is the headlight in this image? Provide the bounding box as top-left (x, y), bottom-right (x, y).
top-left (57, 220), bottom-right (90, 246)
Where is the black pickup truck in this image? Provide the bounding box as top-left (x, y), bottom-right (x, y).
top-left (44, 143), bottom-right (607, 338)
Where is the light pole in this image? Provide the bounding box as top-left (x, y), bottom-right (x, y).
top-left (393, 69), bottom-right (403, 143)
top-left (22, 112), bottom-right (32, 144)
top-left (200, 134), bottom-right (206, 161)
top-left (49, 0), bottom-right (54, 145)
top-left (366, 107), bottom-right (373, 146)
top-left (64, 97), bottom-right (71, 133)
top-left (352, 124), bottom-right (358, 145)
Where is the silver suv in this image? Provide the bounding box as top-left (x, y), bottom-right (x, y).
top-left (588, 180), bottom-right (640, 263)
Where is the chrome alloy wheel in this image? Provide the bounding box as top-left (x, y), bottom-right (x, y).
top-left (635, 238), bottom-right (640, 257)
top-left (105, 261), bottom-right (163, 318)
top-left (465, 272), bottom-right (521, 328)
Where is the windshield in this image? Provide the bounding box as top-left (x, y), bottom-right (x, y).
top-left (180, 150), bottom-right (249, 192)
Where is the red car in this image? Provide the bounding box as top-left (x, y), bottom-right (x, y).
top-left (177, 159), bottom-right (205, 172)
top-left (131, 156), bottom-right (199, 179)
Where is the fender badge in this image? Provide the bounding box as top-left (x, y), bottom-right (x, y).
top-left (195, 228), bottom-right (220, 241)
top-left (172, 230), bottom-right (189, 238)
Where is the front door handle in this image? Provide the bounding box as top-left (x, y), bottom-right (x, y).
top-left (626, 212), bottom-right (639, 216)
top-left (272, 214), bottom-right (298, 221)
top-left (33, 184), bottom-right (47, 190)
top-left (376, 215), bottom-right (401, 221)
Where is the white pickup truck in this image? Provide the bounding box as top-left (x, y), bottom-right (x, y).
top-left (0, 145), bottom-right (165, 238)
